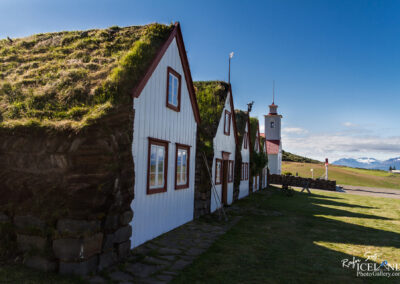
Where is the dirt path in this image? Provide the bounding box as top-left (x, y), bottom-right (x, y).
top-left (338, 184), bottom-right (400, 199)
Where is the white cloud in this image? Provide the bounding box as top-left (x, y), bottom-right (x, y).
top-left (282, 131), bottom-right (400, 161)
top-left (343, 122), bottom-right (357, 127)
top-left (282, 127), bottom-right (308, 135)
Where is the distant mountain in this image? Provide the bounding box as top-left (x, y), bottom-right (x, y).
top-left (332, 157), bottom-right (400, 171)
top-left (282, 151), bottom-right (321, 164)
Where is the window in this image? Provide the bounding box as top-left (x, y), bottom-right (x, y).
top-left (241, 163), bottom-right (249, 181)
top-left (255, 139), bottom-right (259, 152)
top-left (147, 138), bottom-right (169, 194)
top-left (270, 121), bottom-right (275, 128)
top-left (215, 159), bottom-right (222, 185)
top-left (175, 144), bottom-right (190, 189)
top-left (224, 110), bottom-right (231, 135)
top-left (228, 161), bottom-right (234, 183)
top-left (166, 67), bottom-right (181, 111)
top-left (243, 132), bottom-right (248, 149)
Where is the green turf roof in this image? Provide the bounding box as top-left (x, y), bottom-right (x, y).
top-left (235, 109), bottom-right (249, 148)
top-left (194, 81), bottom-right (230, 142)
top-left (249, 117), bottom-right (259, 150)
top-left (0, 23), bottom-right (173, 130)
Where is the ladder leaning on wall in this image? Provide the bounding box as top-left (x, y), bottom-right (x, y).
top-left (201, 152), bottom-right (227, 221)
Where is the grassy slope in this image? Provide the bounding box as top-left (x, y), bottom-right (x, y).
top-left (282, 161), bottom-right (400, 190)
top-left (173, 188), bottom-right (400, 283)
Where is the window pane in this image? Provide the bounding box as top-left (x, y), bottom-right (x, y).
top-left (182, 172), bottom-right (187, 184)
top-left (158, 173), bottom-right (163, 186)
top-left (182, 151), bottom-right (187, 166)
top-left (173, 77), bottom-right (178, 106)
top-left (150, 173), bottom-right (156, 186)
top-left (168, 74), bottom-right (173, 104)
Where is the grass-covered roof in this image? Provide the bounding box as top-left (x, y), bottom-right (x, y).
top-left (235, 109), bottom-right (249, 148)
top-left (194, 81), bottom-right (230, 143)
top-left (0, 23), bottom-right (173, 130)
top-left (249, 117), bottom-right (259, 150)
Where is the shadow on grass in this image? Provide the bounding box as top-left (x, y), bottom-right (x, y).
top-left (172, 186), bottom-right (400, 283)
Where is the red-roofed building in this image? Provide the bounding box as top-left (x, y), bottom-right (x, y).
top-left (264, 97), bottom-right (283, 175)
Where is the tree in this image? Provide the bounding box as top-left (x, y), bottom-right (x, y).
top-left (389, 166), bottom-right (393, 171)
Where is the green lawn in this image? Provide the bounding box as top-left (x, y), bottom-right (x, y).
top-left (173, 187), bottom-right (400, 283)
top-left (282, 162), bottom-right (400, 189)
top-left (2, 187), bottom-right (400, 283)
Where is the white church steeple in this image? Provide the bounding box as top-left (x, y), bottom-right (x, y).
top-left (265, 81), bottom-right (282, 141)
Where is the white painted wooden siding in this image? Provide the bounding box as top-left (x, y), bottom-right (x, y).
top-left (268, 154), bottom-right (279, 175)
top-left (210, 94), bottom-right (236, 213)
top-left (239, 123), bottom-right (250, 199)
top-left (130, 38), bottom-right (197, 248)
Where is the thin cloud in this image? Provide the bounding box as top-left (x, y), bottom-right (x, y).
top-left (282, 127), bottom-right (308, 135)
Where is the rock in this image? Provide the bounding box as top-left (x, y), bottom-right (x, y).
top-left (87, 275), bottom-right (107, 284)
top-left (125, 263), bottom-right (160, 278)
top-left (104, 214), bottom-right (119, 231)
top-left (25, 255), bottom-right (56, 272)
top-left (17, 234), bottom-right (47, 252)
top-left (157, 274), bottom-right (174, 282)
top-left (119, 210), bottom-right (133, 226)
top-left (170, 259), bottom-right (191, 271)
top-left (57, 219), bottom-right (100, 235)
top-left (143, 256), bottom-right (169, 266)
top-left (114, 225), bottom-right (132, 243)
top-left (53, 233), bottom-right (103, 261)
top-left (158, 247), bottom-right (181, 255)
top-left (102, 233), bottom-right (114, 251)
top-left (109, 271), bottom-right (134, 282)
top-left (117, 240), bottom-right (131, 258)
top-left (14, 215), bottom-right (45, 232)
top-left (98, 251), bottom-right (117, 271)
top-left (0, 213), bottom-right (10, 224)
top-left (59, 255), bottom-right (98, 276)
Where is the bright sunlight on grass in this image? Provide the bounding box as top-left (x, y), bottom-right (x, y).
top-left (173, 187), bottom-right (400, 283)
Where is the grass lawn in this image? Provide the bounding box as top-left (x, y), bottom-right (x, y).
top-left (282, 161), bottom-right (400, 189)
top-left (173, 187), bottom-right (400, 283)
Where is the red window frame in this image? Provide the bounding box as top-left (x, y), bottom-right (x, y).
top-left (223, 110), bottom-right (231, 136)
top-left (166, 66), bottom-right (182, 112)
top-left (175, 143), bottom-right (190, 190)
top-left (147, 137), bottom-right (169, 195)
top-left (215, 159), bottom-right (222, 185)
top-left (228, 160), bottom-right (234, 183)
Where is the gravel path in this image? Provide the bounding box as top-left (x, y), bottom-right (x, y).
top-left (338, 184), bottom-right (400, 199)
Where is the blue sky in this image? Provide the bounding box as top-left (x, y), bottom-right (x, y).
top-left (1, 0), bottom-right (399, 161)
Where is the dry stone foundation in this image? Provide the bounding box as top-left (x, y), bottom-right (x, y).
top-left (269, 174), bottom-right (336, 191)
top-left (0, 104), bottom-right (135, 275)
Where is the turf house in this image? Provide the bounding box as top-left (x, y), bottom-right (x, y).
top-left (0, 22), bottom-right (200, 275)
top-left (234, 110), bottom-right (251, 199)
top-left (250, 118), bottom-right (261, 191)
top-left (193, 81), bottom-right (238, 218)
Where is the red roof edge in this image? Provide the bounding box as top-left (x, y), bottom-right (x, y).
top-left (132, 22), bottom-right (201, 124)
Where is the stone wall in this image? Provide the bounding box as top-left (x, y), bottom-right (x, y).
top-left (193, 133), bottom-right (213, 219)
top-left (0, 104), bottom-right (135, 275)
top-left (268, 174), bottom-right (336, 191)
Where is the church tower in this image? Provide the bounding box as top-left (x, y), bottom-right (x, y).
top-left (264, 82), bottom-right (283, 175)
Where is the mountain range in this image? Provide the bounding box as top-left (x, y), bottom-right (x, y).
top-left (332, 157), bottom-right (400, 171)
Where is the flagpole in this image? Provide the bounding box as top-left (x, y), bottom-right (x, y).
top-left (228, 52), bottom-right (234, 85)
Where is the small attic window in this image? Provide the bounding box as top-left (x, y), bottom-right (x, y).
top-left (270, 121), bottom-right (275, 128)
top-left (166, 67), bottom-right (181, 112)
top-left (224, 110), bottom-right (231, 135)
top-left (243, 132), bottom-right (248, 149)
